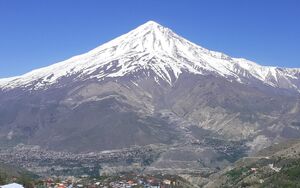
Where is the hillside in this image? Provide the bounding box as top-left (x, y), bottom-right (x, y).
top-left (205, 139), bottom-right (300, 187)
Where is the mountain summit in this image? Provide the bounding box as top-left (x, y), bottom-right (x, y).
top-left (0, 21), bottom-right (299, 91)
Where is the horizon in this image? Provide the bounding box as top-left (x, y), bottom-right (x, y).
top-left (0, 0), bottom-right (299, 78)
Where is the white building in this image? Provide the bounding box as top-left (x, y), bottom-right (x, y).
top-left (0, 183), bottom-right (24, 188)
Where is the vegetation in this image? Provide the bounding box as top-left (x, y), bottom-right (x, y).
top-left (0, 162), bottom-right (37, 186)
top-left (220, 158), bottom-right (300, 188)
top-left (261, 159), bottom-right (300, 188)
top-left (226, 167), bottom-right (249, 182)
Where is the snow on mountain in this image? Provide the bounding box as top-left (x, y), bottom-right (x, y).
top-left (0, 21), bottom-right (299, 91)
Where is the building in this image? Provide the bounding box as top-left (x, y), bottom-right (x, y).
top-left (0, 183), bottom-right (24, 188)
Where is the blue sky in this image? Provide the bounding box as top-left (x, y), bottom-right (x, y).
top-left (0, 0), bottom-right (299, 78)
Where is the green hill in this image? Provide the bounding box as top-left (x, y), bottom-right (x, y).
top-left (205, 139), bottom-right (300, 188)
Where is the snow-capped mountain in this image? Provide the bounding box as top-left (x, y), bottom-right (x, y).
top-left (0, 21), bottom-right (299, 155)
top-left (0, 21), bottom-right (299, 92)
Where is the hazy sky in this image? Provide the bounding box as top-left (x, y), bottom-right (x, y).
top-left (0, 0), bottom-right (299, 78)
